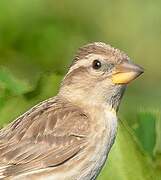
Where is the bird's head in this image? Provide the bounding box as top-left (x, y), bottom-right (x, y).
top-left (60, 42), bottom-right (144, 111)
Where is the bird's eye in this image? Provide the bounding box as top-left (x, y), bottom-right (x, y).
top-left (92, 60), bottom-right (102, 69)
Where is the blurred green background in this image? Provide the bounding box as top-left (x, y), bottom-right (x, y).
top-left (0, 0), bottom-right (160, 179)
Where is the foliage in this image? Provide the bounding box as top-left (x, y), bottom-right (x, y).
top-left (0, 0), bottom-right (160, 179)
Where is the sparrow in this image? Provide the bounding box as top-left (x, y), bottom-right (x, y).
top-left (0, 42), bottom-right (143, 180)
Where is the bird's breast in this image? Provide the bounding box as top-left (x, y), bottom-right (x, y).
top-left (77, 106), bottom-right (118, 180)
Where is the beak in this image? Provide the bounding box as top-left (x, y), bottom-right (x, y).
top-left (112, 61), bottom-right (144, 84)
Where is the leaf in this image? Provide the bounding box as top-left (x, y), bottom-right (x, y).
top-left (134, 111), bottom-right (156, 157)
top-left (154, 111), bottom-right (161, 155)
top-left (0, 96), bottom-right (30, 127)
top-left (0, 67), bottom-right (32, 95)
top-left (25, 73), bottom-right (62, 100)
top-left (0, 73), bottom-right (62, 127)
top-left (98, 122), bottom-right (154, 180)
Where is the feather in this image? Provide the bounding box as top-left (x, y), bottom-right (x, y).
top-left (0, 97), bottom-right (89, 178)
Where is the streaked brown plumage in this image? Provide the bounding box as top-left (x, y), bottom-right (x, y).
top-left (0, 42), bottom-right (143, 180)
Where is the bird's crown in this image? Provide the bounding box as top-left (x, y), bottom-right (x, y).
top-left (72, 42), bottom-right (129, 65)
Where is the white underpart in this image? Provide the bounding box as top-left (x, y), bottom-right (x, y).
top-left (78, 107), bottom-right (117, 180)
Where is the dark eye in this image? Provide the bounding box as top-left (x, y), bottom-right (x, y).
top-left (92, 60), bottom-right (102, 69)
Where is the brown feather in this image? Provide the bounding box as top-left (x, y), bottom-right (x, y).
top-left (72, 42), bottom-right (128, 65)
top-left (0, 97), bottom-right (89, 178)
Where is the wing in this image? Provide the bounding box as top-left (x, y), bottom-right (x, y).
top-left (0, 97), bottom-right (90, 178)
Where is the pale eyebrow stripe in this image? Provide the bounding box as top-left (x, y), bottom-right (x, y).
top-left (68, 54), bottom-right (108, 76)
top-left (67, 59), bottom-right (90, 75)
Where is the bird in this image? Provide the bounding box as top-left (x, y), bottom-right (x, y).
top-left (0, 42), bottom-right (143, 180)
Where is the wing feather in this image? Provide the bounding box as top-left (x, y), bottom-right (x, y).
top-left (0, 98), bottom-right (89, 178)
